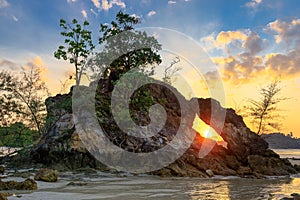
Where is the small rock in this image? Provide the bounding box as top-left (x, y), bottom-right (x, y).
top-left (291, 193), bottom-right (300, 197)
top-left (34, 168), bottom-right (58, 182)
top-left (205, 169), bottom-right (214, 177)
top-left (0, 166), bottom-right (4, 174)
top-left (291, 193), bottom-right (300, 200)
top-left (67, 182), bottom-right (88, 186)
top-left (0, 179), bottom-right (37, 190)
top-left (0, 193), bottom-right (7, 200)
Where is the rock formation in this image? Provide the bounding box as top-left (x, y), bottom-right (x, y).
top-left (27, 78), bottom-right (299, 177)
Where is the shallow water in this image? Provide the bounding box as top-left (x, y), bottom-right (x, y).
top-left (3, 172), bottom-right (300, 200)
top-left (273, 149), bottom-right (300, 165)
top-left (2, 149), bottom-right (300, 200)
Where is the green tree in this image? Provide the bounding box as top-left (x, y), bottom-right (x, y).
top-left (244, 79), bottom-right (287, 134)
top-left (54, 19), bottom-right (95, 86)
top-left (0, 66), bottom-right (49, 135)
top-left (93, 11), bottom-right (162, 82)
top-left (0, 122), bottom-right (39, 147)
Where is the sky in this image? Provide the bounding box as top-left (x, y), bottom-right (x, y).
top-left (1, 0), bottom-right (300, 137)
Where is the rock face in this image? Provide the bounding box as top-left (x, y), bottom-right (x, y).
top-left (30, 91), bottom-right (108, 170)
top-left (154, 98), bottom-right (297, 177)
top-left (0, 166), bottom-right (4, 174)
top-left (29, 78), bottom-right (298, 177)
top-left (34, 168), bottom-right (58, 182)
top-left (0, 178), bottom-right (37, 190)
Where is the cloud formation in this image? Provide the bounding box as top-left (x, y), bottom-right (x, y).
top-left (147, 10), bottom-right (156, 17)
top-left (0, 0), bottom-right (9, 8)
top-left (91, 0), bottom-right (101, 8)
top-left (0, 58), bottom-right (20, 71)
top-left (81, 10), bottom-right (87, 18)
top-left (91, 0), bottom-right (126, 11)
top-left (245, 0), bottom-right (262, 8)
top-left (12, 15), bottom-right (19, 22)
top-left (102, 0), bottom-right (126, 11)
top-left (67, 0), bottom-right (76, 3)
top-left (242, 32), bottom-right (268, 55)
top-left (202, 18), bottom-right (300, 84)
top-left (168, 1), bottom-right (176, 5)
top-left (267, 19), bottom-right (300, 47)
top-left (22, 57), bottom-right (49, 82)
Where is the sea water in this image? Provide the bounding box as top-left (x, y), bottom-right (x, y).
top-left (2, 149), bottom-right (300, 200)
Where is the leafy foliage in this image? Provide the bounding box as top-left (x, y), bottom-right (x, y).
top-left (0, 122), bottom-right (39, 147)
top-left (54, 19), bottom-right (95, 86)
top-left (243, 79), bottom-right (287, 134)
top-left (91, 11), bottom-right (162, 82)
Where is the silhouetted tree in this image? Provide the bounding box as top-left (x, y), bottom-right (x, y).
top-left (244, 79), bottom-right (287, 134)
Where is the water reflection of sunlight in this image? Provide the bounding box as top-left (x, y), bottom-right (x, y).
top-left (274, 178), bottom-right (300, 198)
top-left (188, 180), bottom-right (230, 200)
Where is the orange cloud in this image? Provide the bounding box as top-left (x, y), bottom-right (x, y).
top-left (22, 56), bottom-right (49, 82)
top-left (216, 31), bottom-right (248, 47)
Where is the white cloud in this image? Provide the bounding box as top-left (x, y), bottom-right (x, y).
top-left (0, 0), bottom-right (9, 8)
top-left (67, 0), bottom-right (76, 3)
top-left (130, 13), bottom-right (141, 19)
top-left (81, 10), bottom-right (87, 18)
top-left (147, 10), bottom-right (156, 17)
top-left (245, 0), bottom-right (262, 8)
top-left (91, 0), bottom-right (101, 9)
top-left (92, 0), bottom-right (126, 11)
top-left (168, 1), bottom-right (176, 5)
top-left (12, 15), bottom-right (18, 22)
top-left (101, 0), bottom-right (126, 11)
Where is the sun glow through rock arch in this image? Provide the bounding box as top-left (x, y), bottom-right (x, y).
top-left (192, 114), bottom-right (224, 142)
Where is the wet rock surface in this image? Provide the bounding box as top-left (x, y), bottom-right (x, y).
top-left (0, 178), bottom-right (37, 190)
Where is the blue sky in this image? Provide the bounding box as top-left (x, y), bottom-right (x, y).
top-left (1, 0), bottom-right (300, 55)
top-left (1, 0), bottom-right (300, 135)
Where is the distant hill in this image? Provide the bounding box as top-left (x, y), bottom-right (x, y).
top-left (262, 133), bottom-right (300, 149)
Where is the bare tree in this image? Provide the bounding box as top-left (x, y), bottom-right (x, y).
top-left (243, 79), bottom-right (287, 134)
top-left (163, 56), bottom-right (182, 85)
top-left (0, 66), bottom-right (49, 135)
